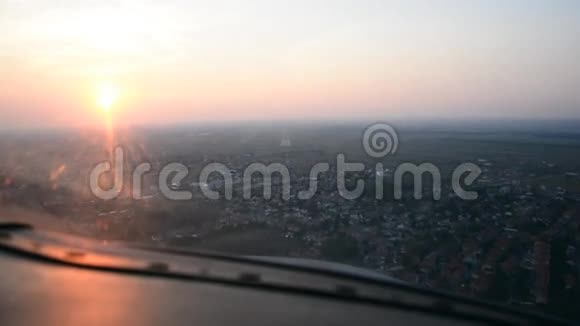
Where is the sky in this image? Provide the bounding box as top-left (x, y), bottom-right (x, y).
top-left (0, 0), bottom-right (579, 128)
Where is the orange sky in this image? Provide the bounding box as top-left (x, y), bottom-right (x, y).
top-left (1, 1), bottom-right (579, 128)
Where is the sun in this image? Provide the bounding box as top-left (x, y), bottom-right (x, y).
top-left (97, 83), bottom-right (118, 112)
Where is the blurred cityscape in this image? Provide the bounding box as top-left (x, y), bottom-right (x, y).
top-left (1, 121), bottom-right (579, 319)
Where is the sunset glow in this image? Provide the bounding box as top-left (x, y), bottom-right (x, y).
top-left (97, 83), bottom-right (118, 113)
top-left (0, 1), bottom-right (579, 128)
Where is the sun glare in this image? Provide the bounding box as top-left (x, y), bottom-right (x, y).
top-left (97, 83), bottom-right (118, 112)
